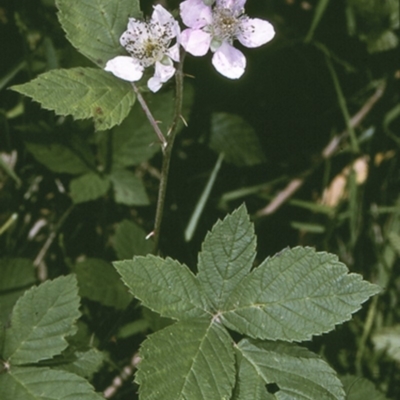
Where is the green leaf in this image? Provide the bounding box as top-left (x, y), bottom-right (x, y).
top-left (3, 275), bottom-right (81, 364)
top-left (340, 375), bottom-right (388, 400)
top-left (197, 204), bottom-right (256, 310)
top-left (70, 172), bottom-right (110, 204)
top-left (24, 142), bottom-right (92, 175)
top-left (112, 86), bottom-right (194, 168)
top-left (114, 255), bottom-right (208, 320)
top-left (56, 0), bottom-right (141, 67)
top-left (209, 112), bottom-right (266, 166)
top-left (234, 339), bottom-right (345, 400)
top-left (73, 258), bottom-right (132, 309)
top-left (0, 366), bottom-right (104, 400)
top-left (136, 319), bottom-right (235, 400)
top-left (12, 68), bottom-right (135, 131)
top-left (221, 246), bottom-right (381, 341)
top-left (112, 219), bottom-right (153, 259)
top-left (109, 169), bottom-right (149, 206)
top-left (0, 258), bottom-right (35, 324)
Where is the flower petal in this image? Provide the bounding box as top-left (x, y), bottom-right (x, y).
top-left (148, 61), bottom-right (176, 92)
top-left (167, 43), bottom-right (180, 62)
top-left (237, 18), bottom-right (275, 48)
top-left (126, 19), bottom-right (145, 37)
top-left (151, 4), bottom-right (180, 37)
top-left (180, 29), bottom-right (212, 56)
top-left (147, 76), bottom-right (162, 93)
top-left (211, 42), bottom-right (246, 79)
top-left (104, 56), bottom-right (143, 82)
top-left (180, 0), bottom-right (212, 29)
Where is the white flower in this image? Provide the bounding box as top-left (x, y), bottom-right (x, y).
top-left (179, 0), bottom-right (275, 79)
top-left (105, 5), bottom-right (180, 92)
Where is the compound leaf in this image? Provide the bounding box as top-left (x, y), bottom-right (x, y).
top-left (70, 172), bottom-right (111, 204)
top-left (12, 68), bottom-right (135, 131)
top-left (114, 255), bottom-right (208, 320)
top-left (197, 204), bottom-right (256, 310)
top-left (56, 0), bottom-right (141, 67)
top-left (3, 275), bottom-right (81, 365)
top-left (234, 339), bottom-right (345, 400)
top-left (0, 366), bottom-right (103, 400)
top-left (221, 247), bottom-right (381, 341)
top-left (136, 319), bottom-right (235, 400)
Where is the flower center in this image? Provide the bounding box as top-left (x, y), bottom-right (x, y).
top-left (211, 7), bottom-right (243, 41)
top-left (122, 20), bottom-right (176, 67)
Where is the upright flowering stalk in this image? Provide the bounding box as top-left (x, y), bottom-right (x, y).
top-left (105, 5), bottom-right (180, 92)
top-left (179, 0), bottom-right (275, 79)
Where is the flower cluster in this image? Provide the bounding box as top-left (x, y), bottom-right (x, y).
top-left (105, 0), bottom-right (275, 91)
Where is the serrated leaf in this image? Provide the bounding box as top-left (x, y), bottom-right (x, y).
top-left (221, 247), bottom-right (381, 341)
top-left (12, 68), bottom-right (135, 130)
top-left (0, 258), bottom-right (35, 324)
top-left (136, 319), bottom-right (235, 400)
top-left (112, 85), bottom-right (194, 167)
top-left (114, 255), bottom-right (208, 320)
top-left (56, 0), bottom-right (141, 67)
top-left (0, 366), bottom-right (104, 400)
top-left (73, 258), bottom-right (132, 309)
top-left (24, 142), bottom-right (93, 175)
top-left (235, 339), bottom-right (345, 400)
top-left (3, 275), bottom-right (81, 364)
top-left (340, 375), bottom-right (388, 400)
top-left (57, 348), bottom-right (106, 379)
top-left (197, 204), bottom-right (256, 310)
top-left (209, 112), bottom-right (266, 166)
top-left (109, 169), bottom-right (149, 206)
top-left (70, 172), bottom-right (110, 204)
top-left (112, 219), bottom-right (153, 259)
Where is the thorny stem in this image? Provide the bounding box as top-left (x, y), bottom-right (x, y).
top-left (152, 52), bottom-right (185, 253)
top-left (129, 54), bottom-right (186, 253)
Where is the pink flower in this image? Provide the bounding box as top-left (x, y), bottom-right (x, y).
top-left (179, 0), bottom-right (275, 79)
top-left (105, 5), bottom-right (180, 92)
